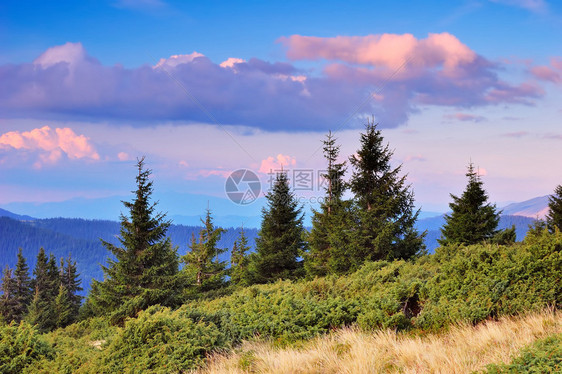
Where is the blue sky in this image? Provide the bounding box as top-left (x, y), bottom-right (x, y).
top-left (1, 0), bottom-right (561, 221)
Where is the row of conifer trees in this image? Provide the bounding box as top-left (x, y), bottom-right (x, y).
top-left (0, 248), bottom-right (82, 330)
top-left (2, 121), bottom-right (562, 329)
top-left (83, 121), bottom-right (562, 325)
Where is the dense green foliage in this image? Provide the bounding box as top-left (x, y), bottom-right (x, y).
top-left (0, 321), bottom-right (53, 374)
top-left (88, 158), bottom-right (180, 324)
top-left (484, 333), bottom-right (562, 373)
top-left (3, 229), bottom-right (562, 372)
top-left (547, 184), bottom-right (562, 233)
top-left (173, 229), bottom-right (562, 345)
top-left (101, 306), bottom-right (226, 373)
top-left (252, 171), bottom-right (305, 282)
top-left (23, 250), bottom-right (82, 331)
top-left (417, 230), bottom-right (562, 329)
top-left (439, 163), bottom-right (500, 246)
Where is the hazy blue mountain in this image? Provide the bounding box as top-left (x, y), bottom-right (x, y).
top-left (0, 192), bottom-right (265, 221)
top-left (0, 208), bottom-right (35, 221)
top-left (0, 214), bottom-right (258, 294)
top-left (500, 195), bottom-right (550, 219)
top-left (170, 214), bottom-right (262, 229)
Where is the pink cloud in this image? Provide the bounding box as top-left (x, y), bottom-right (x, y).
top-left (503, 131), bottom-right (529, 138)
top-left (117, 152), bottom-right (132, 161)
top-left (280, 33), bottom-right (476, 71)
top-left (530, 65), bottom-right (561, 83)
top-left (404, 154), bottom-right (426, 162)
top-left (259, 154), bottom-right (297, 174)
top-left (220, 57), bottom-right (246, 68)
top-left (444, 113), bottom-right (487, 122)
top-left (530, 57), bottom-right (562, 83)
top-left (0, 126), bottom-right (99, 167)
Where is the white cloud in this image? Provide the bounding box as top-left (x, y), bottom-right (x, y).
top-left (154, 52), bottom-right (205, 69)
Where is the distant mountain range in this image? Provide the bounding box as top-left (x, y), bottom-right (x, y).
top-left (0, 192), bottom-right (266, 227)
top-left (0, 208), bottom-right (35, 221)
top-left (0, 213), bottom-right (258, 295)
top-left (500, 195), bottom-right (550, 219)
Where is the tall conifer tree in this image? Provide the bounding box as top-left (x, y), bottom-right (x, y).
top-left (53, 284), bottom-right (73, 328)
top-left (252, 172), bottom-right (305, 282)
top-left (13, 248), bottom-right (32, 322)
top-left (347, 121), bottom-right (423, 267)
top-left (0, 266), bottom-right (17, 322)
top-left (547, 184), bottom-right (562, 233)
top-left (306, 131), bottom-right (350, 276)
top-left (182, 209), bottom-right (227, 292)
top-left (230, 226), bottom-right (251, 286)
top-left (88, 157), bottom-right (180, 323)
top-left (58, 255), bottom-right (82, 325)
top-left (27, 248), bottom-right (58, 331)
top-left (439, 163), bottom-right (500, 246)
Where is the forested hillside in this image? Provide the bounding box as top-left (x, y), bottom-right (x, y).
top-left (0, 216), bottom-right (258, 293)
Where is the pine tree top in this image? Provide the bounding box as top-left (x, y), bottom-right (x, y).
top-left (439, 162), bottom-right (500, 246)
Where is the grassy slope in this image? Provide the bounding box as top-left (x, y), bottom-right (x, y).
top-left (197, 310), bottom-right (562, 374)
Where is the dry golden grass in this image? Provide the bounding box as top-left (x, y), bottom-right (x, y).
top-left (195, 310), bottom-right (562, 374)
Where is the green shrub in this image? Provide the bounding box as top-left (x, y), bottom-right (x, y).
top-left (100, 305), bottom-right (226, 373)
top-left (417, 232), bottom-right (562, 330)
top-left (484, 333), bottom-right (562, 373)
top-left (0, 321), bottom-right (53, 374)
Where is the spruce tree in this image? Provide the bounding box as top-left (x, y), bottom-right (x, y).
top-left (27, 248), bottom-right (57, 331)
top-left (53, 284), bottom-right (73, 328)
top-left (88, 157), bottom-right (180, 323)
top-left (13, 248), bottom-right (32, 322)
top-left (252, 172), bottom-right (305, 282)
top-left (347, 121), bottom-right (424, 268)
top-left (230, 226), bottom-right (251, 286)
top-left (547, 185), bottom-right (562, 233)
top-left (0, 266), bottom-right (17, 322)
top-left (439, 163), bottom-right (500, 246)
top-left (46, 254), bottom-right (61, 299)
top-left (182, 209), bottom-right (227, 292)
top-left (306, 131), bottom-right (349, 276)
top-left (59, 255), bottom-right (82, 325)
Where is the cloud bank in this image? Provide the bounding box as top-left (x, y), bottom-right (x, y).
top-left (0, 126), bottom-right (99, 168)
top-left (0, 35), bottom-right (544, 131)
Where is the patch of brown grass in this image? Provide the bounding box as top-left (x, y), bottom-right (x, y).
top-left (195, 310), bottom-right (562, 373)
